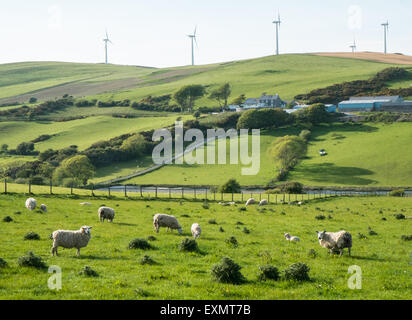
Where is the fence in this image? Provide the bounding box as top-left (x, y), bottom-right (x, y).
top-left (1, 179), bottom-right (405, 204)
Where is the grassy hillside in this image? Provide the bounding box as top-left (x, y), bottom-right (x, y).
top-left (125, 122), bottom-right (412, 188)
top-left (0, 194), bottom-right (410, 299)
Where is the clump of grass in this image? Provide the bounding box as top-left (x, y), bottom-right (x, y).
top-left (208, 219), bottom-right (217, 225)
top-left (401, 235), bottom-right (412, 241)
top-left (258, 265), bottom-right (280, 281)
top-left (328, 215), bottom-right (333, 220)
top-left (14, 211), bottom-right (21, 215)
top-left (79, 266), bottom-right (99, 277)
top-left (395, 214), bottom-right (406, 220)
top-left (179, 238), bottom-right (199, 252)
top-left (147, 236), bottom-right (157, 242)
top-left (219, 227), bottom-right (225, 233)
top-left (236, 221), bottom-right (244, 226)
top-left (135, 288), bottom-right (150, 297)
top-left (18, 252), bottom-right (47, 269)
top-left (315, 215), bottom-right (326, 220)
top-left (238, 207), bottom-right (247, 212)
top-left (368, 227), bottom-right (378, 236)
top-left (307, 249), bottom-right (318, 258)
top-left (0, 258), bottom-right (8, 268)
top-left (225, 236), bottom-right (238, 248)
top-left (140, 255), bottom-right (157, 265)
top-left (2, 216), bottom-right (13, 223)
top-left (128, 238), bottom-right (152, 250)
top-left (211, 257), bottom-right (245, 284)
top-left (24, 232), bottom-right (40, 240)
top-left (381, 217), bottom-right (387, 221)
top-left (242, 227), bottom-right (250, 234)
top-left (181, 214), bottom-right (190, 218)
top-left (284, 262), bottom-right (310, 282)
top-left (358, 233), bottom-right (367, 240)
top-left (202, 201), bottom-right (210, 210)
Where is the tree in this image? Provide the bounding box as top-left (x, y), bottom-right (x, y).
top-left (29, 97), bottom-right (37, 104)
top-left (219, 179), bottom-right (241, 194)
top-left (1, 144), bottom-right (8, 154)
top-left (209, 83), bottom-right (232, 111)
top-left (299, 130), bottom-right (311, 141)
top-left (173, 85), bottom-right (206, 112)
top-left (38, 162), bottom-right (55, 179)
top-left (268, 136), bottom-right (307, 174)
top-left (193, 111), bottom-right (201, 119)
top-left (120, 134), bottom-right (148, 157)
top-left (16, 142), bottom-right (35, 155)
top-left (231, 94), bottom-right (246, 107)
top-left (57, 155), bottom-right (95, 186)
top-left (237, 108), bottom-right (292, 130)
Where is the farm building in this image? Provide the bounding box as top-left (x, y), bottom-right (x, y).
top-left (258, 93), bottom-right (286, 108)
top-left (338, 96), bottom-right (404, 112)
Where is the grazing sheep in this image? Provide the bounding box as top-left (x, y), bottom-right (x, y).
top-left (284, 232), bottom-right (301, 242)
top-left (191, 223), bottom-right (202, 239)
top-left (51, 226), bottom-right (92, 256)
top-left (25, 198), bottom-right (37, 211)
top-left (259, 199), bottom-right (268, 206)
top-left (245, 198), bottom-right (256, 206)
top-left (153, 214), bottom-right (182, 234)
top-left (98, 207), bottom-right (115, 222)
top-left (316, 230), bottom-right (352, 256)
top-left (40, 204), bottom-right (47, 212)
top-left (80, 202), bottom-right (93, 206)
top-left (218, 202), bottom-right (230, 206)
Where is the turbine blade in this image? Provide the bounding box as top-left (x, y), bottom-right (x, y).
top-left (194, 25), bottom-right (197, 36)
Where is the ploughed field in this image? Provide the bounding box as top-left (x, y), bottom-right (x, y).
top-left (0, 194), bottom-right (410, 300)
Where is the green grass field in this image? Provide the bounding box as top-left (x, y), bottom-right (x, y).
top-left (0, 194), bottom-right (410, 300)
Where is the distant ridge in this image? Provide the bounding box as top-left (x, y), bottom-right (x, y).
top-left (314, 52), bottom-right (412, 65)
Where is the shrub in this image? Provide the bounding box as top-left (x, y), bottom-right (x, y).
top-left (219, 179), bottom-right (241, 194)
top-left (211, 257), bottom-right (245, 284)
top-left (147, 236), bottom-right (157, 241)
top-left (401, 235), bottom-right (412, 241)
top-left (18, 252), bottom-right (47, 269)
top-left (202, 201), bottom-right (210, 210)
top-left (140, 255), bottom-right (157, 265)
top-left (24, 232), bottom-right (40, 240)
top-left (128, 238), bottom-right (152, 250)
top-left (277, 182), bottom-right (304, 194)
top-left (395, 214), bottom-right (406, 220)
top-left (258, 265), bottom-right (280, 281)
top-left (208, 219), bottom-right (217, 225)
top-left (284, 262), bottom-right (310, 281)
top-left (242, 227), bottom-right (250, 234)
top-left (3, 216), bottom-right (13, 223)
top-left (0, 258), bottom-right (8, 268)
top-left (315, 215), bottom-right (326, 220)
top-left (79, 266), bottom-right (99, 277)
top-left (389, 189), bottom-right (405, 197)
top-left (358, 233), bottom-right (367, 239)
top-left (179, 238), bottom-right (199, 252)
top-left (219, 227), bottom-right (225, 233)
top-left (368, 227), bottom-right (378, 236)
top-left (307, 249), bottom-right (318, 258)
top-left (225, 236), bottom-right (238, 248)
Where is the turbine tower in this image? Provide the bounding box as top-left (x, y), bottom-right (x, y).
top-left (273, 13), bottom-right (281, 55)
top-left (381, 21), bottom-right (389, 54)
top-left (350, 39), bottom-right (357, 53)
top-left (187, 26), bottom-right (198, 66)
top-left (103, 30), bottom-right (112, 64)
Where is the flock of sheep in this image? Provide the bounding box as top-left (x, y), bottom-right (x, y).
top-left (24, 197), bottom-right (353, 257)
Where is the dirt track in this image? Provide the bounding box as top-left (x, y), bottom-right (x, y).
top-left (314, 52), bottom-right (412, 65)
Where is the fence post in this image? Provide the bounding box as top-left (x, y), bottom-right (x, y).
top-left (241, 192), bottom-right (243, 202)
top-left (182, 187), bottom-right (184, 199)
top-left (108, 186), bottom-right (111, 197)
top-left (71, 182), bottom-right (73, 195)
top-left (214, 191), bottom-right (216, 201)
top-left (155, 186), bottom-right (158, 199)
top-left (194, 187), bottom-right (196, 200)
top-left (124, 185), bottom-right (127, 198)
top-left (205, 188), bottom-right (208, 201)
top-left (232, 192), bottom-right (234, 202)
top-left (275, 194), bottom-right (278, 204)
top-left (29, 180), bottom-right (31, 194)
top-left (221, 192), bottom-right (223, 201)
top-left (268, 193), bottom-right (270, 204)
top-left (259, 193), bottom-right (262, 201)
top-left (140, 185), bottom-right (142, 197)
top-left (4, 179), bottom-right (7, 194)
top-left (50, 178), bottom-right (53, 195)
top-left (169, 188), bottom-right (171, 199)
top-left (91, 184), bottom-right (95, 197)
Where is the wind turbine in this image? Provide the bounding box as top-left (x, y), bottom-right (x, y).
top-left (103, 30), bottom-right (112, 64)
top-left (350, 38), bottom-right (357, 53)
top-left (273, 13), bottom-right (281, 56)
top-left (381, 21), bottom-right (389, 54)
top-left (187, 26), bottom-right (198, 66)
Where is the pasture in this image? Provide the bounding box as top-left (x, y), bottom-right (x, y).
top-left (0, 194), bottom-right (410, 300)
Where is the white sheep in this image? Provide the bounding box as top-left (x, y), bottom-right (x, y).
top-left (284, 232), bottom-right (301, 242)
top-left (98, 207), bottom-right (115, 222)
top-left (259, 199), bottom-right (268, 206)
top-left (245, 198), bottom-right (256, 206)
top-left (25, 198), bottom-right (37, 211)
top-left (153, 214), bottom-right (182, 234)
top-left (80, 202), bottom-right (93, 206)
top-left (191, 223), bottom-right (202, 239)
top-left (40, 204), bottom-right (47, 212)
top-left (51, 226), bottom-right (92, 256)
top-left (316, 230), bottom-right (352, 256)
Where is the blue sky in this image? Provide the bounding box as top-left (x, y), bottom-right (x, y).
top-left (0, 0), bottom-right (411, 67)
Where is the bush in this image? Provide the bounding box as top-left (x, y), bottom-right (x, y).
top-left (219, 179), bottom-right (241, 194)
top-left (3, 216), bottom-right (13, 223)
top-left (79, 266), bottom-right (99, 277)
top-left (278, 182), bottom-right (304, 194)
top-left (395, 214), bottom-right (406, 220)
top-left (18, 252), bottom-right (47, 269)
top-left (208, 219), bottom-right (217, 225)
top-left (389, 189), bottom-right (405, 197)
top-left (219, 227), bottom-right (225, 233)
top-left (0, 258), bottom-right (8, 268)
top-left (225, 236), bottom-right (238, 248)
top-left (237, 108), bottom-right (292, 130)
top-left (202, 201), bottom-right (210, 210)
top-left (242, 227), bottom-right (250, 234)
top-left (211, 257), bottom-right (245, 284)
top-left (258, 265), bottom-right (280, 281)
top-left (299, 130), bottom-right (311, 141)
top-left (128, 238), bottom-right (152, 250)
top-left (179, 238), bottom-right (199, 252)
top-left (147, 236), bottom-right (157, 241)
top-left (24, 232), bottom-right (40, 240)
top-left (315, 215), bottom-right (326, 220)
top-left (401, 235), bottom-right (412, 241)
top-left (307, 249), bottom-right (318, 258)
top-left (140, 255), bottom-right (157, 265)
top-left (284, 262), bottom-right (310, 281)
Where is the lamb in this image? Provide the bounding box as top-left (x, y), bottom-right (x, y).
top-left (259, 199), bottom-right (268, 206)
top-left (25, 198), bottom-right (37, 211)
top-left (245, 198), bottom-right (256, 206)
top-left (284, 232), bottom-right (301, 242)
top-left (98, 207), bottom-right (115, 222)
top-left (316, 230), bottom-right (352, 256)
top-left (191, 223), bottom-right (202, 239)
top-left (51, 226), bottom-right (92, 256)
top-left (153, 214), bottom-right (182, 234)
top-left (40, 204), bottom-right (47, 212)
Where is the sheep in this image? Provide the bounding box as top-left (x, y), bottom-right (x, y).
top-left (218, 202), bottom-right (230, 206)
top-left (51, 226), bottom-right (92, 256)
top-left (80, 202), bottom-right (93, 206)
top-left (245, 198), bottom-right (256, 206)
top-left (316, 230), bottom-right (352, 256)
top-left (25, 198), bottom-right (37, 211)
top-left (284, 232), bottom-right (301, 242)
top-left (153, 214), bottom-right (182, 234)
top-left (98, 207), bottom-right (115, 222)
top-left (259, 199), bottom-right (268, 206)
top-left (191, 223), bottom-right (202, 239)
top-left (40, 204), bottom-right (47, 212)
